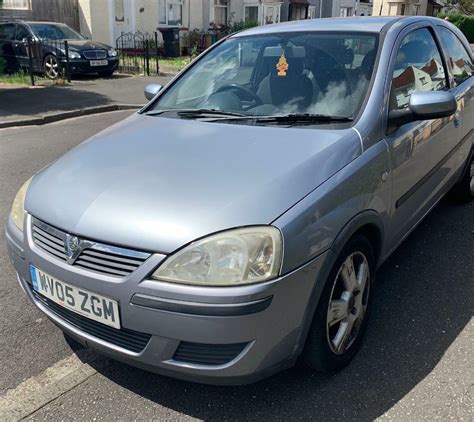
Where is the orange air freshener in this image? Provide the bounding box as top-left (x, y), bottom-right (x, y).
top-left (276, 54), bottom-right (288, 76)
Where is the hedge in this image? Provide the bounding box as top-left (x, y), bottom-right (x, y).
top-left (437, 13), bottom-right (474, 43)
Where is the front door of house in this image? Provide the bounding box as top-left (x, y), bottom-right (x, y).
top-left (113, 0), bottom-right (133, 42)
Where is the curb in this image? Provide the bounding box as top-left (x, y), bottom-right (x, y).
top-left (0, 104), bottom-right (143, 129)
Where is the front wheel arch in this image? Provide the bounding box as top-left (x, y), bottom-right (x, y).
top-left (292, 210), bottom-right (385, 360)
top-left (330, 210), bottom-right (384, 269)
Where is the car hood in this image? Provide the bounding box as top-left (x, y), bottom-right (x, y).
top-left (26, 113), bottom-right (361, 254)
top-left (65, 39), bottom-right (111, 50)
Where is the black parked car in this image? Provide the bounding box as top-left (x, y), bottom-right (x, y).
top-left (0, 21), bottom-right (118, 79)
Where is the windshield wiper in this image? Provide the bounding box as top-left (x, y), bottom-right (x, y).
top-left (215, 113), bottom-right (354, 124)
top-left (146, 108), bottom-right (248, 118)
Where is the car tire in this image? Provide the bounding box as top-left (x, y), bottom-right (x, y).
top-left (98, 70), bottom-right (114, 78)
top-left (43, 54), bottom-right (60, 80)
top-left (302, 234), bottom-right (375, 372)
top-left (448, 153), bottom-right (474, 202)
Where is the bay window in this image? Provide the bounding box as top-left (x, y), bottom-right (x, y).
top-left (210, 0), bottom-right (229, 26)
top-left (244, 5), bottom-right (259, 23)
top-left (159, 0), bottom-right (183, 26)
top-left (340, 7), bottom-right (353, 16)
top-left (290, 4), bottom-right (308, 20)
top-left (0, 0), bottom-right (31, 9)
top-left (263, 5), bottom-right (281, 25)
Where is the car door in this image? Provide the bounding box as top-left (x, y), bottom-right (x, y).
top-left (436, 25), bottom-right (474, 165)
top-left (384, 24), bottom-right (461, 251)
top-left (0, 23), bottom-right (17, 72)
top-left (13, 24), bottom-right (33, 70)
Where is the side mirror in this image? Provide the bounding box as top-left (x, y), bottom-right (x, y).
top-left (388, 91), bottom-right (457, 129)
top-left (144, 84), bottom-right (163, 101)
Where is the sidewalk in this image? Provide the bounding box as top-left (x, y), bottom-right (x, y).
top-left (0, 74), bottom-right (173, 127)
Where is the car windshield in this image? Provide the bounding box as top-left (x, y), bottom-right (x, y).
top-left (151, 31), bottom-right (378, 120)
top-left (30, 23), bottom-right (85, 40)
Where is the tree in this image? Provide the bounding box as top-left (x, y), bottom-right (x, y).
top-left (443, 0), bottom-right (474, 14)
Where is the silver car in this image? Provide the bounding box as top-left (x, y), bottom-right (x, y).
top-left (6, 17), bottom-right (473, 385)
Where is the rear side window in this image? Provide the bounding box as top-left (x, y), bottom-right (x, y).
top-left (0, 23), bottom-right (15, 40)
top-left (438, 27), bottom-right (473, 86)
top-left (15, 25), bottom-right (31, 41)
top-left (390, 28), bottom-right (447, 110)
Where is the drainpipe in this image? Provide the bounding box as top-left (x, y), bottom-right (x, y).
top-left (319, 0), bottom-right (323, 17)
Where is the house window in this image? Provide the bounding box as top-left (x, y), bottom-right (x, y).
top-left (308, 5), bottom-right (317, 19)
top-left (290, 5), bottom-right (307, 20)
top-left (210, 0), bottom-right (229, 26)
top-left (263, 4), bottom-right (281, 25)
top-left (0, 0), bottom-right (31, 9)
top-left (159, 0), bottom-right (183, 26)
top-left (340, 7), bottom-right (353, 16)
top-left (244, 5), bottom-right (259, 23)
top-left (115, 0), bottom-right (125, 22)
top-left (400, 3), bottom-right (406, 14)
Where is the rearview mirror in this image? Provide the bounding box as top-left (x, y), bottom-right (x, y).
top-left (144, 84), bottom-right (163, 101)
top-left (388, 91), bottom-right (457, 129)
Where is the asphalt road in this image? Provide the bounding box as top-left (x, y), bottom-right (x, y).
top-left (0, 111), bottom-right (472, 421)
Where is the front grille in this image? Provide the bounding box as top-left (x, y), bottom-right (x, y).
top-left (32, 217), bottom-right (151, 277)
top-left (27, 283), bottom-right (151, 353)
top-left (83, 50), bottom-right (107, 59)
top-left (173, 341), bottom-right (248, 365)
top-left (32, 223), bottom-right (67, 262)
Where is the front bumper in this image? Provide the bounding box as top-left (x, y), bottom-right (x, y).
top-left (63, 57), bottom-right (118, 74)
top-left (6, 215), bottom-right (328, 385)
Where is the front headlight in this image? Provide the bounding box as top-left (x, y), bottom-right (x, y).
top-left (68, 50), bottom-right (81, 59)
top-left (108, 48), bottom-right (117, 57)
top-left (152, 227), bottom-right (282, 286)
top-left (10, 177), bottom-right (32, 231)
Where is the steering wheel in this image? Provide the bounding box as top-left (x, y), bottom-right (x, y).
top-left (215, 84), bottom-right (263, 107)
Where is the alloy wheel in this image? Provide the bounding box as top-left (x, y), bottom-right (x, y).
top-left (326, 251), bottom-right (370, 355)
top-left (44, 55), bottom-right (60, 79)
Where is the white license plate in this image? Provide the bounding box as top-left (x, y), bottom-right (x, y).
top-left (30, 266), bottom-right (120, 329)
top-left (90, 60), bottom-right (108, 66)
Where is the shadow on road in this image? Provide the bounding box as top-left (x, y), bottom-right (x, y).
top-left (0, 86), bottom-right (112, 122)
top-left (78, 198), bottom-right (473, 421)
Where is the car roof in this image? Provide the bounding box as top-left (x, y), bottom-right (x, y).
top-left (2, 21), bottom-right (68, 26)
top-left (232, 16), bottom-right (440, 37)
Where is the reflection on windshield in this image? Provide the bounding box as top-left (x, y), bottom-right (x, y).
top-left (152, 31), bottom-right (378, 121)
top-left (30, 24), bottom-right (84, 40)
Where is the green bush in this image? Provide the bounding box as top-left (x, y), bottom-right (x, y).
top-left (437, 13), bottom-right (474, 43)
top-left (227, 20), bottom-right (259, 34)
top-left (0, 56), bottom-right (7, 74)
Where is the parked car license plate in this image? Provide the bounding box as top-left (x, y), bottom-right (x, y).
top-left (30, 265), bottom-right (120, 329)
top-left (90, 60), bottom-right (108, 66)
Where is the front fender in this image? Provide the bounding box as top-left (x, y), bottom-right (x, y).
top-left (273, 140), bottom-right (391, 275)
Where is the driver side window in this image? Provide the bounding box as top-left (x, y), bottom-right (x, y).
top-left (390, 28), bottom-right (447, 110)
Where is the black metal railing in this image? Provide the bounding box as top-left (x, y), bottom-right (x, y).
top-left (0, 37), bottom-right (72, 85)
top-left (116, 31), bottom-right (161, 76)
